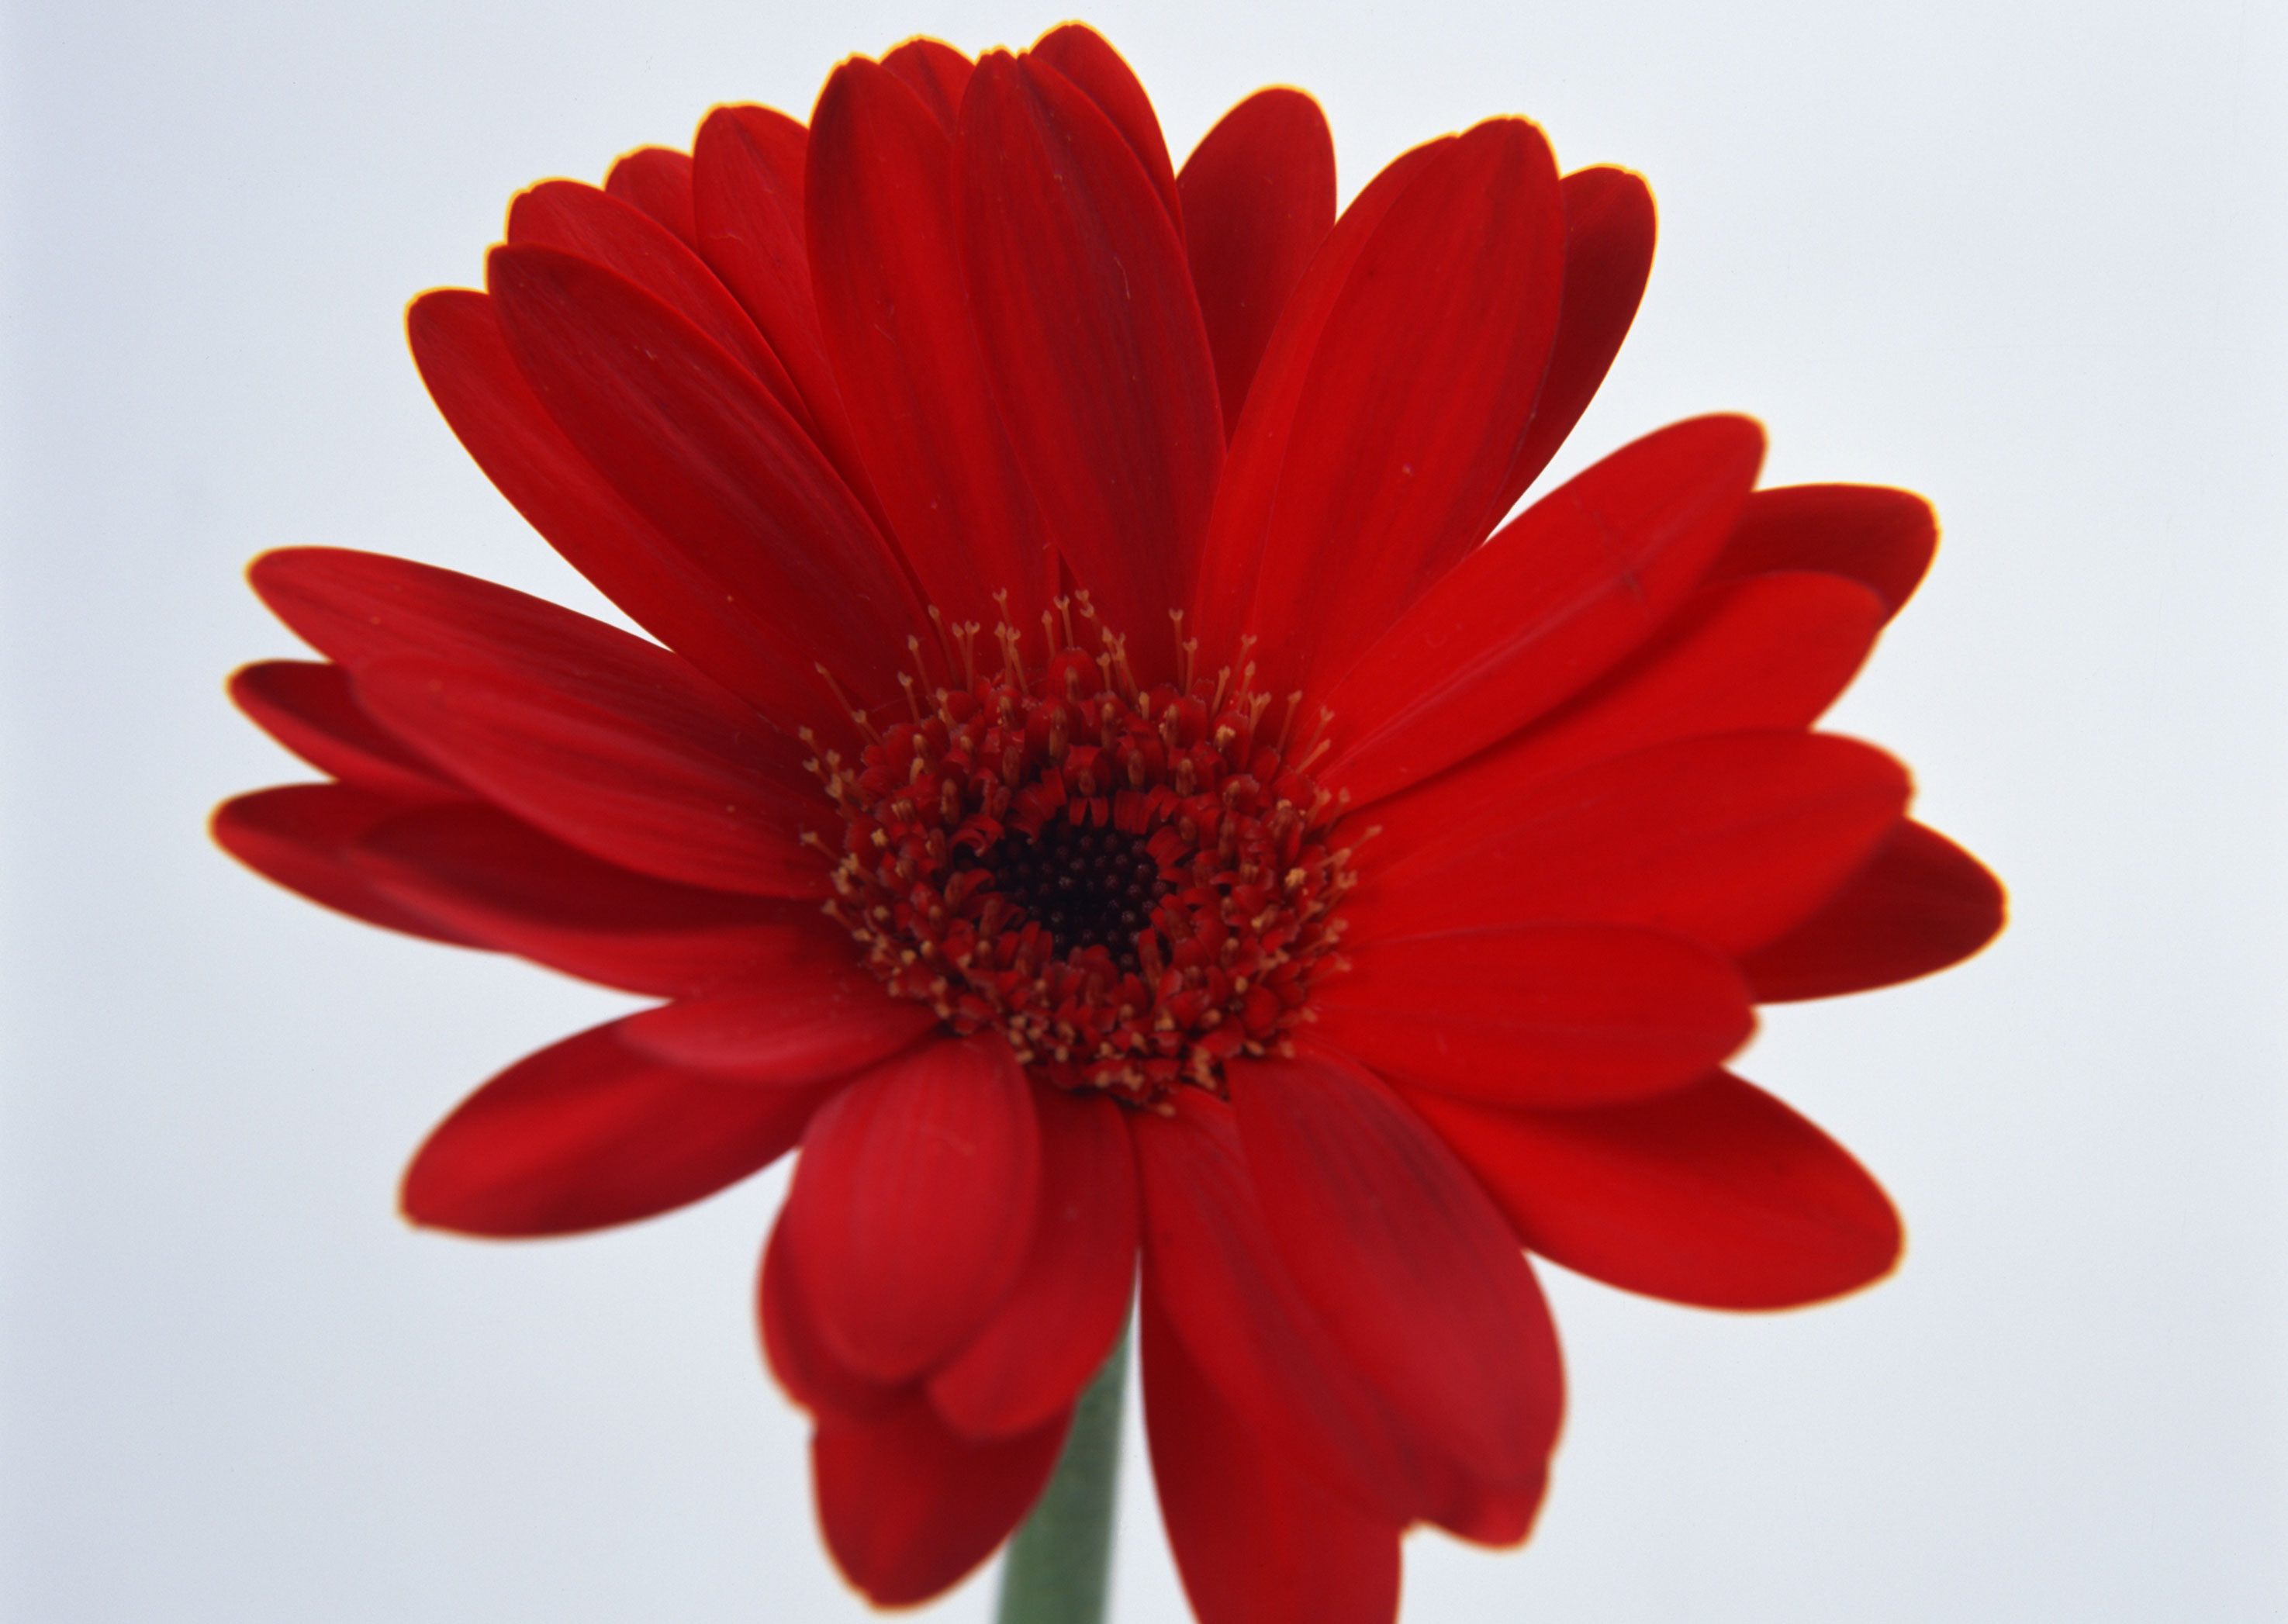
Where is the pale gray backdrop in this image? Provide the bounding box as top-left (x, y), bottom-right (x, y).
top-left (4, 1), bottom-right (2283, 1619)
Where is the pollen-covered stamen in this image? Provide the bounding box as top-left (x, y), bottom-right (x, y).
top-left (820, 601), bottom-right (1356, 1104)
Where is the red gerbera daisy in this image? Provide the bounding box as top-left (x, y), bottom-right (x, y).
top-left (215, 23), bottom-right (2003, 1622)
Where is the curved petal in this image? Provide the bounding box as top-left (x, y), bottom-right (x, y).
top-left (957, 50), bottom-right (1222, 664)
top-left (1229, 1049), bottom-right (1561, 1495)
top-left (615, 965), bottom-right (938, 1083)
top-left (603, 144), bottom-right (696, 246)
top-left (399, 1017), bottom-right (825, 1237)
top-left (1405, 1072), bottom-right (1903, 1309)
top-left (759, 1214), bottom-right (903, 1422)
top-left (882, 36), bottom-right (973, 131)
top-left (1703, 483), bottom-right (1938, 620)
top-left (927, 1084), bottom-right (1137, 1439)
top-left (813, 1390), bottom-right (1067, 1608)
top-left (779, 1035), bottom-right (1039, 1384)
top-left (228, 660), bottom-right (461, 803)
top-left (213, 784), bottom-right (478, 945)
top-left (1322, 414), bottom-right (1764, 807)
top-left (1029, 24), bottom-right (1183, 227)
top-left (1139, 1291), bottom-right (1402, 1624)
top-left (1740, 819), bottom-right (2006, 1001)
top-left (1177, 88), bottom-right (1337, 433)
top-left (807, 58), bottom-right (1056, 632)
top-left (1494, 164), bottom-right (1657, 510)
top-left (351, 654), bottom-right (828, 899)
top-left (1350, 731), bottom-right (1913, 955)
top-left (355, 802), bottom-right (835, 998)
top-left (1313, 924), bottom-right (1754, 1108)
top-left (486, 242), bottom-right (926, 717)
top-left (506, 178), bottom-right (807, 421)
top-left (1453, 568), bottom-right (1886, 793)
top-left (1238, 118), bottom-right (1567, 701)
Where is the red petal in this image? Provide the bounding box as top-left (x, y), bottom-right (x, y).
top-left (353, 802), bottom-right (831, 998)
top-left (1131, 1090), bottom-right (1429, 1524)
top-left (228, 660), bottom-right (461, 803)
top-left (603, 145), bottom-right (697, 246)
top-left (1704, 484), bottom-right (1938, 620)
top-left (1140, 1291), bottom-right (1402, 1624)
top-left (1177, 88), bottom-right (1337, 432)
top-left (1313, 924), bottom-right (1754, 1108)
top-left (882, 37), bottom-right (973, 131)
top-left (1454, 568), bottom-right (1886, 793)
top-left (1740, 819), bottom-right (2006, 1001)
top-left (400, 1018), bottom-right (824, 1237)
top-left (213, 784), bottom-right (477, 945)
top-left (1237, 119), bottom-right (1567, 700)
top-left (759, 1213), bottom-right (903, 1422)
top-left (1190, 137), bottom-right (1451, 660)
top-left (1029, 24), bottom-right (1183, 227)
top-left (1494, 165), bottom-right (1657, 510)
top-left (486, 242), bottom-right (925, 716)
top-left (927, 1084), bottom-right (1137, 1438)
top-left (348, 652), bottom-right (825, 900)
top-left (615, 966), bottom-right (937, 1083)
top-left (506, 179), bottom-right (807, 423)
top-left (957, 50), bottom-right (1222, 664)
top-left (1230, 1049), bottom-right (1561, 1495)
top-left (813, 1390), bottom-right (1067, 1608)
top-left (1350, 731), bottom-right (1912, 955)
top-left (408, 289), bottom-right (831, 715)
top-left (779, 1036), bottom-right (1039, 1384)
top-left (1322, 415), bottom-right (1764, 807)
top-left (807, 58), bottom-right (1056, 632)
top-left (1406, 1072), bottom-right (1903, 1309)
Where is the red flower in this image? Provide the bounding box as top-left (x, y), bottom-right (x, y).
top-left (215, 25), bottom-right (2003, 1622)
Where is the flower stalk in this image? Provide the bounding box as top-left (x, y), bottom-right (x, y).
top-left (995, 1325), bottom-right (1130, 1624)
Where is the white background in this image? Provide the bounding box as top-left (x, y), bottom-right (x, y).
top-left (4, 1), bottom-right (2283, 1619)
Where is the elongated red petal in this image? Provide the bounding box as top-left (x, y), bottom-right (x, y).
top-left (1323, 415), bottom-right (1764, 807)
top-left (1705, 483), bottom-right (1938, 620)
top-left (1406, 1072), bottom-right (1903, 1308)
top-left (760, 1214), bottom-right (903, 1422)
top-left (351, 654), bottom-right (825, 899)
top-left (604, 145), bottom-right (697, 246)
top-left (927, 1085), bottom-right (1137, 1439)
top-left (1140, 1291), bottom-right (1402, 1624)
top-left (408, 289), bottom-right (837, 714)
top-left (1132, 1090), bottom-right (1427, 1524)
top-left (486, 242), bottom-right (925, 715)
top-left (1188, 136), bottom-right (1450, 658)
top-left (228, 660), bottom-right (461, 803)
top-left (814, 1390), bottom-right (1067, 1608)
top-left (958, 50), bottom-right (1222, 660)
top-left (615, 966), bottom-right (937, 1083)
top-left (400, 1018), bottom-right (824, 1237)
top-left (1460, 569), bottom-right (1885, 793)
top-left (1740, 819), bottom-right (2006, 1000)
top-left (354, 802), bottom-right (833, 998)
top-left (1029, 24), bottom-right (1183, 227)
top-left (507, 179), bottom-right (807, 422)
top-left (1495, 165), bottom-right (1657, 510)
top-left (807, 58), bottom-right (1055, 632)
top-left (1351, 731), bottom-right (1911, 954)
top-left (213, 784), bottom-right (478, 945)
top-left (1178, 88), bottom-right (1336, 432)
top-left (882, 37), bottom-right (973, 131)
top-left (779, 1036), bottom-right (1039, 1384)
top-left (1239, 119), bottom-right (1567, 700)
top-left (1230, 1049), bottom-right (1561, 1494)
top-left (1313, 924), bottom-right (1754, 1108)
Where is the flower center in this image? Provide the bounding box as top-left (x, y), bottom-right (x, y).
top-left (810, 600), bottom-right (1358, 1105)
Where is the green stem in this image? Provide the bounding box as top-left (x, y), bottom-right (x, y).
top-left (994, 1324), bottom-right (1130, 1624)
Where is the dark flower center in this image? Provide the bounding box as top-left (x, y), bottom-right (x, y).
top-left (808, 597), bottom-right (1357, 1104)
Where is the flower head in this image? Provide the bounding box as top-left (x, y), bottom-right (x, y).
top-left (216, 24), bottom-right (2003, 1620)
